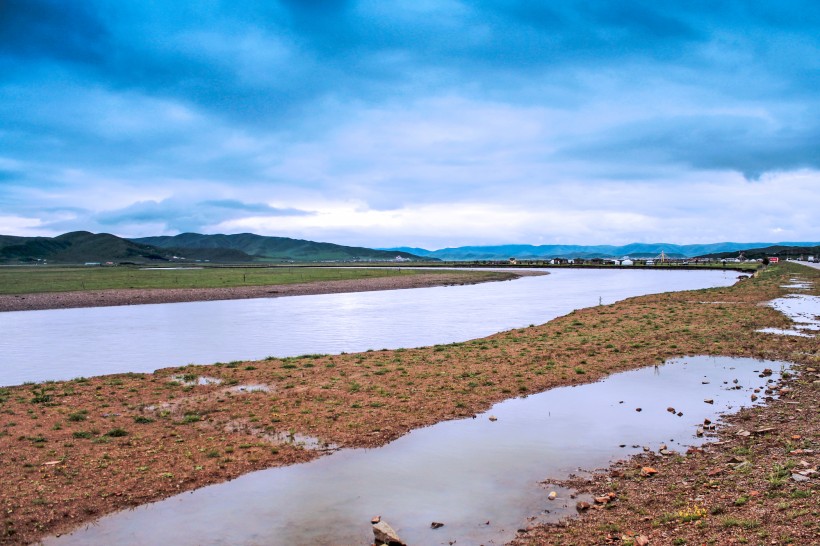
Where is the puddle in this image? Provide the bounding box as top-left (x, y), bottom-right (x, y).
top-left (169, 375), bottom-right (223, 386)
top-left (264, 431), bottom-right (335, 450)
top-left (227, 383), bottom-right (271, 393)
top-left (756, 328), bottom-right (813, 337)
top-left (46, 356), bottom-right (788, 546)
top-left (780, 283), bottom-right (812, 289)
top-left (757, 294), bottom-right (820, 338)
top-left (221, 420), bottom-right (332, 451)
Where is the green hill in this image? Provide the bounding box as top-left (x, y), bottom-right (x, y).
top-left (0, 232), bottom-right (173, 264)
top-left (0, 232), bottom-right (429, 264)
top-left (132, 233), bottom-right (429, 262)
top-left (697, 245), bottom-right (820, 260)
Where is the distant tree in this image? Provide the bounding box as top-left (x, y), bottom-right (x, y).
top-left (762, 257), bottom-right (770, 265)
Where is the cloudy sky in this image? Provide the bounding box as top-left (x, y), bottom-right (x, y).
top-left (1, 1), bottom-right (819, 249)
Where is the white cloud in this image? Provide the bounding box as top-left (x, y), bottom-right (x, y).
top-left (0, 215), bottom-right (47, 236)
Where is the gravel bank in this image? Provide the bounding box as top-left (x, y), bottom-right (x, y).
top-left (0, 270), bottom-right (534, 312)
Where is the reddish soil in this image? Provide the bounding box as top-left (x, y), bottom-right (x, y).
top-left (0, 263), bottom-right (816, 545)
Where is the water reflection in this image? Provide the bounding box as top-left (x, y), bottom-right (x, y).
top-left (47, 356), bottom-right (786, 546)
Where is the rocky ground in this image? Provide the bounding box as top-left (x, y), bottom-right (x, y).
top-left (0, 270), bottom-right (524, 312)
top-left (0, 263), bottom-right (816, 545)
top-left (512, 366), bottom-right (819, 545)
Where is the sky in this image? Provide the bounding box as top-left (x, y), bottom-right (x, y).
top-left (1, 0), bottom-right (819, 249)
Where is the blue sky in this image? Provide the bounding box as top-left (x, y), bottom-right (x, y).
top-left (1, 1), bottom-right (819, 248)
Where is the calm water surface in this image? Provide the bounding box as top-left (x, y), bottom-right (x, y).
top-left (0, 269), bottom-right (736, 386)
top-left (46, 356), bottom-right (786, 546)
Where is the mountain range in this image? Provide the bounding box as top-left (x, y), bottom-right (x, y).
top-left (132, 233), bottom-right (425, 262)
top-left (1, 231), bottom-right (818, 264)
top-left (0, 232), bottom-right (427, 264)
top-left (385, 242), bottom-right (820, 260)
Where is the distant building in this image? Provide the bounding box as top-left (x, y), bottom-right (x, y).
top-left (620, 256), bottom-right (634, 266)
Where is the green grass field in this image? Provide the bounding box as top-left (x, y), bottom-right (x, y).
top-left (0, 266), bottom-right (448, 295)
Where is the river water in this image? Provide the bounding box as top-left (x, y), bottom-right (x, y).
top-left (0, 269), bottom-right (736, 386)
top-left (45, 355), bottom-right (787, 546)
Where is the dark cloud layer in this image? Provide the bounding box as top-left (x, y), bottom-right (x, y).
top-left (0, 1), bottom-right (818, 241)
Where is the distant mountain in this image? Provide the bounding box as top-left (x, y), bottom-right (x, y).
top-left (384, 242), bottom-right (820, 261)
top-left (132, 233), bottom-right (430, 262)
top-left (697, 244), bottom-right (820, 260)
top-left (0, 231), bottom-right (174, 264)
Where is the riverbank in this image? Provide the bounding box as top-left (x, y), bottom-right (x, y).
top-left (0, 270), bottom-right (527, 312)
top-left (512, 361), bottom-right (819, 545)
top-left (0, 264), bottom-right (816, 544)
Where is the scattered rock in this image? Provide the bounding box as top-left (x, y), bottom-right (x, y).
top-left (704, 399), bottom-right (714, 404)
top-left (791, 473), bottom-right (810, 483)
top-left (576, 501), bottom-right (591, 511)
top-left (751, 394), bottom-right (758, 402)
top-left (488, 415), bottom-right (498, 422)
top-left (372, 520), bottom-right (405, 546)
top-left (634, 535), bottom-right (650, 546)
top-left (752, 427), bottom-right (776, 435)
top-left (635, 408), bottom-right (642, 412)
top-left (594, 496), bottom-right (610, 504)
top-left (641, 467), bottom-right (658, 476)
top-left (548, 491), bottom-right (557, 500)
top-left (761, 368), bottom-right (773, 376)
top-left (430, 522), bottom-right (444, 529)
top-left (666, 407), bottom-right (675, 413)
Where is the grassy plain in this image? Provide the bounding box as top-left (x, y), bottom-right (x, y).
top-left (0, 263), bottom-right (816, 544)
top-left (0, 265), bottom-right (446, 295)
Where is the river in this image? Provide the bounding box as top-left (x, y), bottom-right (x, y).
top-left (0, 268), bottom-right (736, 386)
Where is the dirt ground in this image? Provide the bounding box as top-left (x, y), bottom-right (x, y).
top-left (0, 263), bottom-right (816, 545)
top-left (0, 270), bottom-right (524, 312)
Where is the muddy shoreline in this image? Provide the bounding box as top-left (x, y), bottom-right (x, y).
top-left (0, 264), bottom-right (816, 545)
top-left (0, 270), bottom-right (533, 312)
top-left (512, 364), bottom-right (819, 545)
